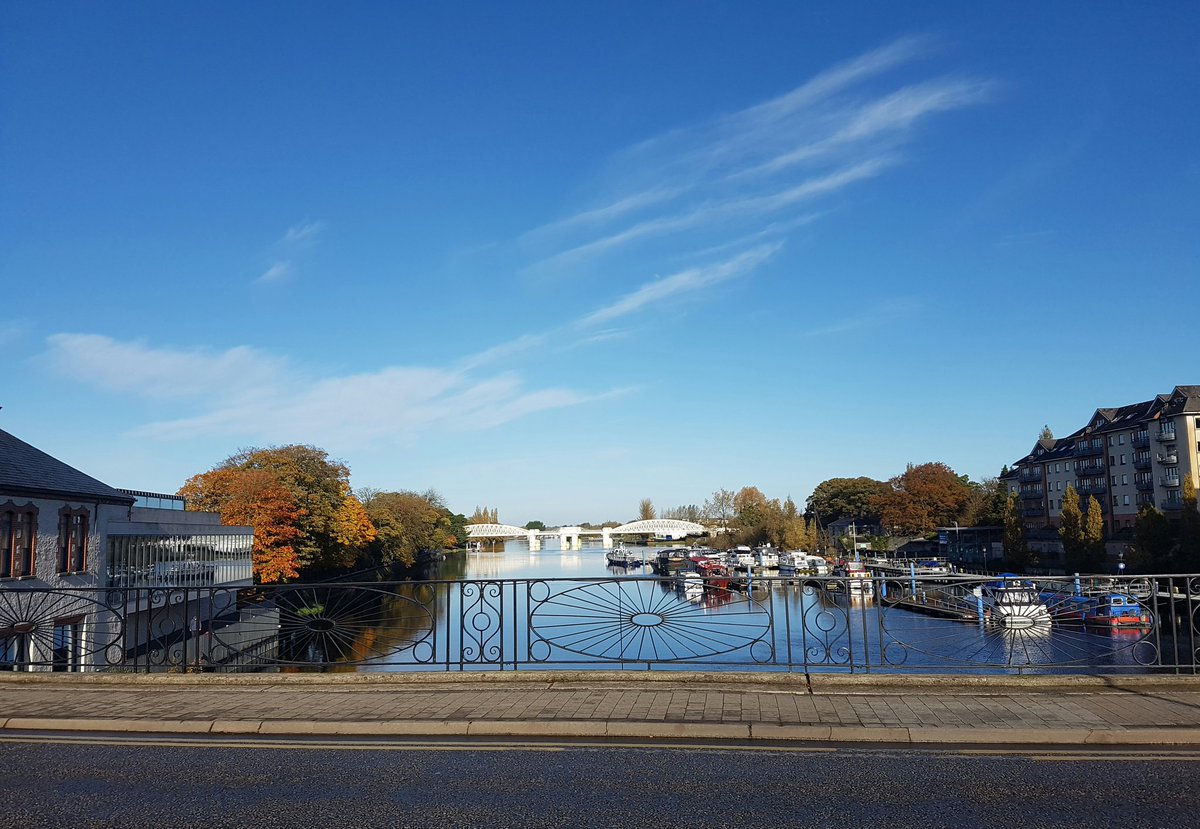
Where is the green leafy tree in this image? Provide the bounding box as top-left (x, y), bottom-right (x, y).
top-left (363, 491), bottom-right (460, 566)
top-left (1132, 505), bottom-right (1174, 571)
top-left (1178, 478), bottom-right (1200, 571)
top-left (524, 520), bottom-right (545, 531)
top-left (805, 477), bottom-right (890, 524)
top-left (1002, 491), bottom-right (1031, 571)
top-left (733, 486), bottom-right (770, 530)
top-left (961, 478), bottom-right (1008, 526)
top-left (1083, 494), bottom-right (1106, 572)
top-left (1060, 485), bottom-right (1086, 573)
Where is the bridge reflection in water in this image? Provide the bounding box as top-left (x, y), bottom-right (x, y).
top-left (1, 569), bottom-right (1196, 675)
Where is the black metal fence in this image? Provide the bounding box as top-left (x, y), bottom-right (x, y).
top-left (1, 574), bottom-right (1197, 674)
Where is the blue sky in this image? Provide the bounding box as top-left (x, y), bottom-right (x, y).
top-left (2, 2), bottom-right (1197, 526)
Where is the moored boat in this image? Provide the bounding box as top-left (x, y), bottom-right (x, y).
top-left (982, 579), bottom-right (1051, 626)
top-left (694, 559), bottom-right (731, 590)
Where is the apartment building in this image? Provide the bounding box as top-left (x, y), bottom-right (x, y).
top-left (1004, 385), bottom-right (1200, 536)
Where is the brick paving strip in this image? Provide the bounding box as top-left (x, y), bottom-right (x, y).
top-left (2, 673), bottom-right (1200, 745)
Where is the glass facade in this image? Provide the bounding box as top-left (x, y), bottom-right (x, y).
top-left (107, 533), bottom-right (253, 588)
top-left (118, 490), bottom-right (187, 510)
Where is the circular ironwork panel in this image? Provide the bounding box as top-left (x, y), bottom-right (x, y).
top-left (209, 585), bottom-right (435, 667)
top-left (529, 580), bottom-right (772, 662)
top-left (879, 576), bottom-right (1155, 669)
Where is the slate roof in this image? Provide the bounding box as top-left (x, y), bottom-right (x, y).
top-left (1164, 385), bottom-right (1200, 415)
top-left (1006, 385), bottom-right (1199, 469)
top-left (0, 428), bottom-right (135, 505)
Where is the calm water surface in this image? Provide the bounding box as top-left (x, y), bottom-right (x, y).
top-left (349, 540), bottom-right (1158, 674)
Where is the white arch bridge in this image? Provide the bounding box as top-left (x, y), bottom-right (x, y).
top-left (465, 519), bottom-right (706, 551)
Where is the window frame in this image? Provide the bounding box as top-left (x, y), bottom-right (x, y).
top-left (0, 501), bottom-right (39, 580)
top-left (57, 506), bottom-right (90, 575)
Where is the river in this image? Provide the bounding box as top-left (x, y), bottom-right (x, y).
top-left (331, 540), bottom-right (1166, 674)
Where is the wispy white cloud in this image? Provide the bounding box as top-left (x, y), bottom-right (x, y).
top-left (799, 299), bottom-right (921, 337)
top-left (580, 243), bottom-right (782, 326)
top-left (256, 262), bottom-right (292, 284)
top-left (282, 220), bottom-right (325, 246)
top-left (524, 36), bottom-right (986, 276)
top-left (43, 334), bottom-right (288, 399)
top-left (457, 333), bottom-right (549, 370)
top-left (732, 77), bottom-right (992, 181)
top-left (540, 162), bottom-right (886, 270)
top-left (41, 333), bottom-right (604, 448)
top-left (0, 320), bottom-right (29, 347)
top-left (561, 329), bottom-right (631, 350)
top-left (254, 220), bottom-right (326, 286)
top-left (521, 187), bottom-right (685, 242)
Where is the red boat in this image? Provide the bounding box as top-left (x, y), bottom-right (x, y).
top-left (694, 559), bottom-right (730, 590)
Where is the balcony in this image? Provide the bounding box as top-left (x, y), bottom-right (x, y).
top-left (1132, 432), bottom-right (1150, 449)
top-left (1135, 477), bottom-right (1155, 492)
top-left (1136, 493), bottom-right (1155, 507)
top-left (1133, 454), bottom-right (1152, 470)
top-left (1022, 506), bottom-right (1046, 518)
top-left (1075, 442), bottom-right (1104, 457)
top-left (1162, 499), bottom-right (1183, 511)
top-left (1018, 468), bottom-right (1042, 483)
top-left (1020, 487), bottom-right (1044, 501)
top-left (1162, 476), bottom-right (1181, 488)
top-left (1074, 461), bottom-right (1105, 476)
top-left (1158, 452), bottom-right (1179, 465)
top-left (1156, 428), bottom-right (1177, 443)
top-left (1078, 482), bottom-right (1107, 496)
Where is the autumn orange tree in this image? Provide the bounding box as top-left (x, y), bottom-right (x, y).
top-left (872, 462), bottom-right (972, 536)
top-left (178, 468), bottom-right (305, 583)
top-left (179, 445), bottom-right (376, 581)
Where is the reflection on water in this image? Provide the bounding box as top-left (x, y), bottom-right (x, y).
top-left (252, 540), bottom-right (1161, 674)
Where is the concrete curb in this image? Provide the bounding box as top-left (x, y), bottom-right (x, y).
top-left (4, 717), bottom-right (1200, 745)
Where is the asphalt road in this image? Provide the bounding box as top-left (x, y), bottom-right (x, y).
top-left (0, 733), bottom-right (1195, 829)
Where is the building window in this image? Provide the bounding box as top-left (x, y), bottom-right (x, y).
top-left (1119, 434), bottom-right (1125, 444)
top-left (57, 507), bottom-right (89, 574)
top-left (52, 619), bottom-right (84, 672)
top-left (1109, 436), bottom-right (1115, 447)
top-left (0, 634), bottom-right (30, 671)
top-left (1123, 495), bottom-right (1130, 506)
top-left (1120, 454), bottom-right (1126, 464)
top-left (0, 501), bottom-right (38, 579)
top-left (1122, 474), bottom-right (1128, 485)
top-left (1111, 495), bottom-right (1118, 507)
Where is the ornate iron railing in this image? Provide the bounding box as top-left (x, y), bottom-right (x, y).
top-left (1, 574), bottom-right (1198, 675)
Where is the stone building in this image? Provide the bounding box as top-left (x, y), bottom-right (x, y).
top-left (0, 428), bottom-right (253, 670)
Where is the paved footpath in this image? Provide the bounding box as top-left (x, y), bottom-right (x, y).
top-left (3, 672), bottom-right (1200, 745)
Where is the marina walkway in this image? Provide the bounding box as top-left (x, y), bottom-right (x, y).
top-left (2, 673), bottom-right (1200, 745)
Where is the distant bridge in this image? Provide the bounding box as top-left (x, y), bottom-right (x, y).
top-left (465, 519), bottom-right (706, 551)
